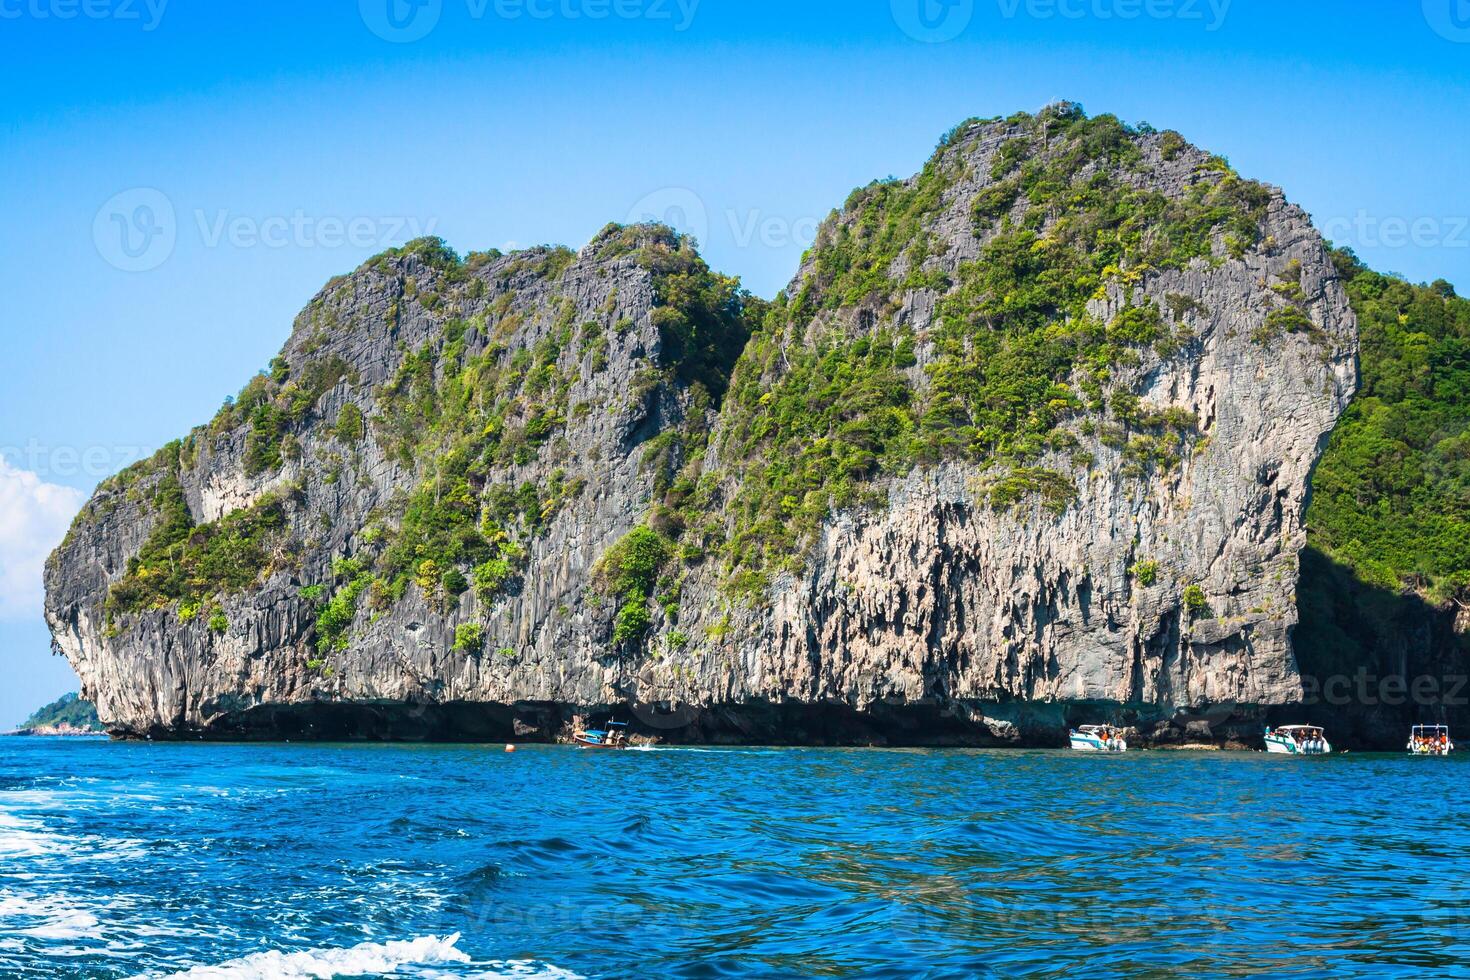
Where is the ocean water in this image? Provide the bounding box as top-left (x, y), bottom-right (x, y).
top-left (1, 740), bottom-right (1467, 979)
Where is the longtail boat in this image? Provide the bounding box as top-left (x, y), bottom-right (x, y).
top-left (573, 721), bottom-right (629, 749)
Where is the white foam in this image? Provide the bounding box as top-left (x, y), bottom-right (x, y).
top-left (0, 811), bottom-right (61, 858)
top-left (134, 934), bottom-right (472, 979)
top-left (23, 907), bottom-right (102, 940)
top-left (0, 890), bottom-right (105, 942)
top-left (416, 966), bottom-right (585, 979)
top-left (129, 935), bottom-right (585, 980)
top-left (0, 796), bottom-right (145, 864)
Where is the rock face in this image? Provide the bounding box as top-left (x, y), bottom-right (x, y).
top-left (666, 111), bottom-right (1359, 741)
top-left (47, 228), bottom-right (736, 739)
top-left (45, 107), bottom-right (1361, 745)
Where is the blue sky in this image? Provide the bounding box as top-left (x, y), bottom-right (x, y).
top-left (0, 0), bottom-right (1466, 726)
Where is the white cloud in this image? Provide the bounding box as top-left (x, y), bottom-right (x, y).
top-left (0, 460), bottom-right (85, 622)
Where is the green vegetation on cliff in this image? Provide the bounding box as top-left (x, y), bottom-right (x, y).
top-left (93, 116), bottom-right (1463, 664)
top-left (357, 225), bottom-right (750, 639)
top-left (595, 526), bottom-right (672, 645)
top-left (92, 345), bottom-right (357, 623)
top-left (683, 105), bottom-right (1264, 596)
top-left (106, 467), bottom-right (292, 620)
top-left (96, 227), bottom-right (755, 652)
top-left (1307, 253), bottom-right (1470, 602)
top-left (599, 223), bottom-right (753, 400)
top-left (214, 355), bottom-right (355, 476)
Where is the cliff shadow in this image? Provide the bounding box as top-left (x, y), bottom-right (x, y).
top-left (1291, 546), bottom-right (1469, 748)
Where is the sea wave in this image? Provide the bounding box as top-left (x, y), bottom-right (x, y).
top-left (129, 934), bottom-right (583, 979)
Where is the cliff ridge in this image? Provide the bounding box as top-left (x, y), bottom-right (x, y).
top-left (45, 106), bottom-right (1364, 745)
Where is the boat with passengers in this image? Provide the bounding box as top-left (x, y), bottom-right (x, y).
top-left (1408, 724), bottom-right (1453, 756)
top-left (1069, 724), bottom-right (1127, 752)
top-left (1264, 724), bottom-right (1331, 755)
top-left (573, 721), bottom-right (629, 749)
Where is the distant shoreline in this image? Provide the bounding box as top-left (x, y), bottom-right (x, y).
top-left (3, 727), bottom-right (108, 738)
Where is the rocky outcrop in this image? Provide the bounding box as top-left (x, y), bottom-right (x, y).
top-left (47, 229), bottom-right (722, 737)
top-left (45, 108), bottom-right (1364, 746)
top-left (664, 113), bottom-right (1358, 738)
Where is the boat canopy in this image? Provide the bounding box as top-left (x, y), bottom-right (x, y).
top-left (1412, 724), bottom-right (1450, 733)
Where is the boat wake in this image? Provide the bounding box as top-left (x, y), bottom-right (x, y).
top-left (129, 934), bottom-right (582, 979)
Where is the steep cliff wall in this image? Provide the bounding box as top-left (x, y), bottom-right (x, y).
top-left (45, 107), bottom-right (1361, 744)
top-left (656, 107), bottom-right (1358, 741)
top-left (46, 226), bottom-right (749, 738)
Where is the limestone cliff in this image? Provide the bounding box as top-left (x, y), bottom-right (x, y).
top-left (45, 107), bottom-right (1361, 745)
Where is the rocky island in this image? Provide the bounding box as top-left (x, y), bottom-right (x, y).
top-left (44, 106), bottom-right (1470, 747)
top-left (10, 692), bottom-right (104, 736)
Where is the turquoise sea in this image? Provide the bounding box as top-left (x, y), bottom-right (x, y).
top-left (1, 739), bottom-right (1466, 978)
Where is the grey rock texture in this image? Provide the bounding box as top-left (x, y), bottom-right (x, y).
top-left (45, 113), bottom-right (1360, 745)
top-left (47, 231), bottom-right (704, 737)
top-left (658, 118), bottom-right (1357, 740)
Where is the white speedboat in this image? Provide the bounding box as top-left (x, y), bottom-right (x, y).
top-left (1069, 725), bottom-right (1127, 752)
top-left (1408, 724), bottom-right (1453, 756)
top-left (1264, 725), bottom-right (1331, 755)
